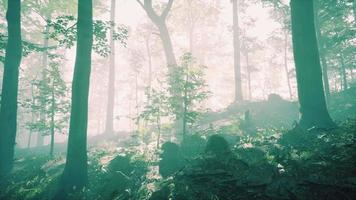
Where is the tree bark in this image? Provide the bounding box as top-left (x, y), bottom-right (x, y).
top-left (245, 51), bottom-right (252, 100)
top-left (50, 79), bottom-right (55, 158)
top-left (290, 0), bottom-right (334, 129)
top-left (145, 35), bottom-right (152, 102)
top-left (156, 114), bottom-right (161, 149)
top-left (27, 84), bottom-right (35, 149)
top-left (137, 0), bottom-right (177, 67)
top-left (59, 0), bottom-right (93, 192)
top-left (182, 73), bottom-right (188, 138)
top-left (0, 0), bottom-right (22, 176)
top-left (284, 32), bottom-right (293, 100)
top-left (158, 22), bottom-right (177, 66)
top-left (232, 0), bottom-right (243, 102)
top-left (353, 0), bottom-right (356, 23)
top-left (313, 1), bottom-right (330, 103)
top-left (104, 0), bottom-right (116, 135)
top-left (340, 54), bottom-right (348, 90)
top-left (37, 24), bottom-right (51, 147)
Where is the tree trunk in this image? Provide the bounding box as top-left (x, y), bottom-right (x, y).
top-left (340, 55), bottom-right (348, 90)
top-left (158, 22), bottom-right (177, 67)
top-left (284, 32), bottom-right (293, 100)
top-left (182, 73), bottom-right (188, 138)
top-left (135, 72), bottom-right (140, 131)
top-left (104, 0), bottom-right (116, 135)
top-left (187, 0), bottom-right (195, 55)
top-left (37, 25), bottom-right (50, 147)
top-left (27, 84), bottom-right (35, 149)
top-left (156, 115), bottom-right (161, 149)
top-left (137, 0), bottom-right (181, 134)
top-left (353, 0), bottom-right (356, 23)
top-left (59, 0), bottom-right (93, 192)
top-left (36, 132), bottom-right (44, 147)
top-left (50, 79), bottom-right (55, 158)
top-left (290, 0), bottom-right (334, 129)
top-left (0, 0), bottom-right (22, 176)
top-left (137, 0), bottom-right (177, 67)
top-left (232, 0), bottom-right (243, 102)
top-left (245, 51), bottom-right (252, 101)
top-left (145, 35), bottom-right (152, 102)
top-left (313, 1), bottom-right (330, 103)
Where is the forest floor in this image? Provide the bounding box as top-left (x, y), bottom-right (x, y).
top-left (1, 87), bottom-right (356, 200)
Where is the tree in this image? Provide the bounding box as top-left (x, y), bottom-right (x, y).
top-left (136, 0), bottom-right (177, 67)
top-left (104, 0), bottom-right (116, 135)
top-left (59, 0), bottom-right (93, 192)
top-left (139, 88), bottom-right (169, 148)
top-left (232, 0), bottom-right (243, 102)
top-left (313, 1), bottom-right (331, 102)
top-left (0, 0), bottom-right (22, 176)
top-left (290, 0), bottom-right (334, 129)
top-left (22, 61), bottom-right (70, 157)
top-left (315, 0), bottom-right (355, 92)
top-left (263, 0), bottom-right (294, 100)
top-left (168, 53), bottom-right (209, 138)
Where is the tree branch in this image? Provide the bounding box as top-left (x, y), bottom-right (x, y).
top-left (135, 0), bottom-right (145, 9)
top-left (161, 0), bottom-right (174, 19)
top-left (136, 0), bottom-right (161, 24)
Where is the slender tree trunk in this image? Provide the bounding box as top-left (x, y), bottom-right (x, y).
top-left (334, 77), bottom-right (337, 92)
top-left (135, 72), bottom-right (140, 131)
top-left (182, 74), bottom-right (188, 138)
top-left (59, 0), bottom-right (93, 192)
top-left (158, 23), bottom-right (177, 66)
top-left (36, 131), bottom-right (44, 147)
top-left (284, 32), bottom-right (293, 100)
top-left (187, 0), bottom-right (195, 55)
top-left (245, 51), bottom-right (252, 101)
top-left (0, 0), bottom-right (22, 176)
top-left (350, 69), bottom-right (354, 80)
top-left (290, 0), bottom-right (334, 129)
top-left (27, 84), bottom-right (35, 149)
top-left (145, 35), bottom-right (152, 102)
top-left (156, 115), bottom-right (161, 149)
top-left (313, 2), bottom-right (330, 103)
top-left (340, 55), bottom-right (348, 90)
top-left (129, 99), bottom-right (133, 132)
top-left (232, 0), bottom-right (243, 102)
top-left (50, 80), bottom-right (55, 158)
top-left (37, 25), bottom-right (50, 147)
top-left (353, 0), bottom-right (356, 23)
top-left (104, 0), bottom-right (116, 135)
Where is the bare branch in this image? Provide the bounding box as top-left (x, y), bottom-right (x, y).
top-left (135, 0), bottom-right (145, 9)
top-left (137, 0), bottom-right (161, 24)
top-left (161, 0), bottom-right (174, 19)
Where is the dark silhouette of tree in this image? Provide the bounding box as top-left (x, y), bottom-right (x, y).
top-left (0, 0), bottom-right (22, 176)
top-left (59, 0), bottom-right (93, 192)
top-left (290, 0), bottom-right (334, 129)
top-left (314, 0), bottom-right (331, 103)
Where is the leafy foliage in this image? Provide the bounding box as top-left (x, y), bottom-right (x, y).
top-left (168, 53), bottom-right (210, 134)
top-left (21, 60), bottom-right (70, 138)
top-left (47, 15), bottom-right (129, 57)
top-left (0, 32), bottom-right (47, 63)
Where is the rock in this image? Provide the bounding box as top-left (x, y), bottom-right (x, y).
top-left (159, 142), bottom-right (184, 178)
top-left (205, 135), bottom-right (230, 156)
top-left (180, 134), bottom-right (206, 159)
